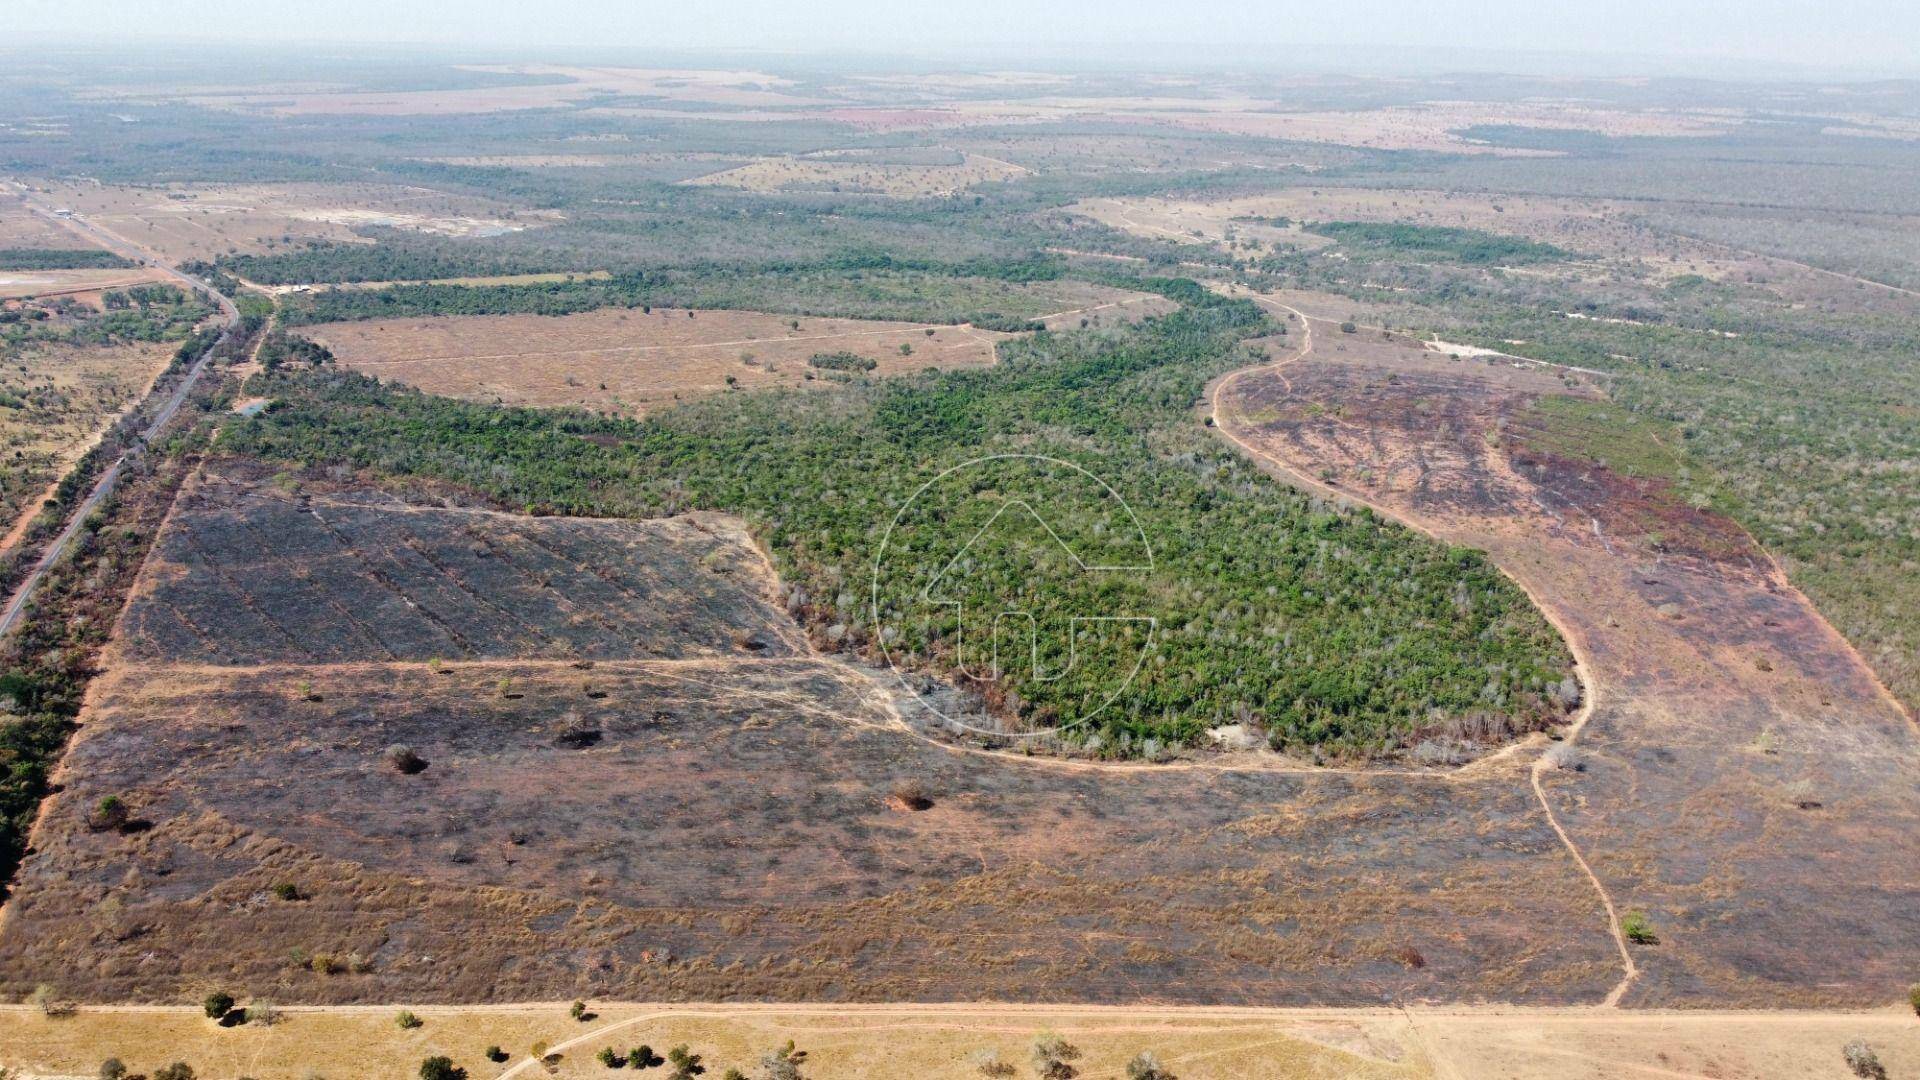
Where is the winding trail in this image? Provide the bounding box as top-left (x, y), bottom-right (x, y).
top-left (1207, 292), bottom-right (1638, 1005)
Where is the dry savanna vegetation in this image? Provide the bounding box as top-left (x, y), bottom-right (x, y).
top-left (684, 152), bottom-right (1029, 197)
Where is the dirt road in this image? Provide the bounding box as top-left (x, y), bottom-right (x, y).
top-left (0, 187), bottom-right (242, 640)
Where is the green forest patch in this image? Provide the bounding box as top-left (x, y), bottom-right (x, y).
top-left (1305, 221), bottom-right (1573, 265)
top-left (224, 292), bottom-right (1576, 760)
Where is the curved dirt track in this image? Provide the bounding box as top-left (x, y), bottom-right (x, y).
top-left (1210, 291), bottom-right (1920, 1007)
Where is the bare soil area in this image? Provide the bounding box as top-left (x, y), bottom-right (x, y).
top-left (306, 307), bottom-right (1009, 414)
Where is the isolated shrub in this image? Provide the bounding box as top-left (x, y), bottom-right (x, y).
top-left (99, 1060), bottom-right (127, 1080)
top-left (88, 795), bottom-right (131, 832)
top-left (396, 1009), bottom-right (423, 1029)
top-left (1542, 743), bottom-right (1584, 772)
top-left (723, 1071), bottom-right (746, 1080)
top-left (666, 1045), bottom-right (705, 1079)
top-left (1031, 1034), bottom-right (1081, 1080)
top-left (385, 744), bottom-right (427, 774)
top-left (251, 1000), bottom-right (280, 1026)
top-left (1909, 982), bottom-right (1920, 1015)
top-left (597, 1047), bottom-right (622, 1068)
top-left (202, 991), bottom-right (235, 1019)
top-left (1844, 1040), bottom-right (1888, 1080)
top-left (272, 882), bottom-right (302, 901)
top-left (629, 1045), bottom-right (660, 1068)
top-left (419, 1057), bottom-right (466, 1080)
top-left (153, 1066), bottom-right (195, 1080)
top-left (758, 1039), bottom-right (808, 1080)
top-left (484, 1046), bottom-right (507, 1063)
top-left (571, 999), bottom-right (588, 1020)
top-left (27, 983), bottom-right (62, 1016)
top-left (967, 1048), bottom-right (1016, 1077)
top-left (1621, 911), bottom-right (1659, 945)
top-left (1126, 1052), bottom-right (1177, 1080)
top-left (1340, 321), bottom-right (1358, 334)
top-left (889, 779), bottom-right (933, 811)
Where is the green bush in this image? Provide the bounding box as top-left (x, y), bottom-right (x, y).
top-left (1621, 911), bottom-right (1659, 945)
top-left (419, 1056), bottom-right (467, 1080)
top-left (201, 991), bottom-right (234, 1020)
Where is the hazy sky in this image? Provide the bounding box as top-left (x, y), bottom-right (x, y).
top-left (12, 0), bottom-right (1920, 77)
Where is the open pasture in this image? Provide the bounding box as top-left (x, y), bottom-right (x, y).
top-left (31, 182), bottom-right (555, 263)
top-left (305, 306), bottom-right (1010, 414)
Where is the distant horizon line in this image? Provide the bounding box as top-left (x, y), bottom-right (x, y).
top-left (3, 35), bottom-right (1917, 84)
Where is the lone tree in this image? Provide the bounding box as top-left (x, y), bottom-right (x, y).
top-left (420, 1057), bottom-right (467, 1080)
top-left (88, 795), bottom-right (130, 832)
top-left (386, 744), bottom-right (427, 774)
top-left (666, 1045), bottom-right (706, 1079)
top-left (202, 991), bottom-right (235, 1020)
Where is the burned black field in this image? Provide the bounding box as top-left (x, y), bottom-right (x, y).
top-left (0, 461), bottom-right (1624, 1005)
top-left (116, 469), bottom-right (806, 665)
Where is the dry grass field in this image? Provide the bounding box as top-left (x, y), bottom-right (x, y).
top-left (0, 338), bottom-right (175, 547)
top-left (683, 152), bottom-right (1029, 197)
top-left (0, 204), bottom-right (86, 251)
top-left (27, 182), bottom-right (555, 262)
top-left (306, 306), bottom-right (1011, 414)
top-left (0, 268), bottom-right (168, 304)
top-left (3, 1001), bottom-right (1915, 1080)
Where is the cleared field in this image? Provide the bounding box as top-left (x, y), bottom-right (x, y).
top-left (114, 466), bottom-right (806, 665)
top-left (305, 307), bottom-right (1010, 414)
top-left (0, 338), bottom-right (176, 548)
top-left (0, 267), bottom-right (167, 303)
top-left (0, 204), bottom-right (84, 251)
top-left (31, 182), bottom-right (555, 262)
top-left (165, 65), bottom-right (827, 117)
top-left (1214, 299), bottom-right (1920, 1007)
top-left (3, 1002), bottom-right (1915, 1080)
top-left (684, 152), bottom-right (1028, 197)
